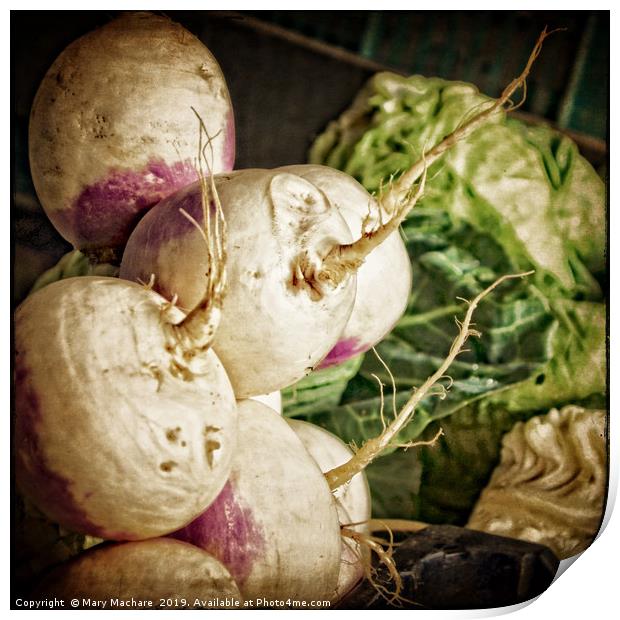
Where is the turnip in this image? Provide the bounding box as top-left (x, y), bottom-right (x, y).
top-left (29, 11), bottom-right (234, 260)
top-left (287, 419), bottom-right (371, 530)
top-left (14, 176), bottom-right (237, 540)
top-left (120, 29), bottom-right (550, 399)
top-left (278, 165), bottom-right (411, 368)
top-left (32, 538), bottom-right (242, 608)
top-left (170, 399), bottom-right (342, 603)
top-left (120, 168), bottom-right (357, 398)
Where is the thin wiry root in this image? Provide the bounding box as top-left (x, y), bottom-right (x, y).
top-left (366, 518), bottom-right (429, 534)
top-left (137, 273), bottom-right (156, 290)
top-left (393, 427), bottom-right (444, 451)
top-left (360, 196), bottom-right (378, 234)
top-left (442, 375), bottom-right (455, 391)
top-left (425, 384), bottom-right (449, 400)
top-left (135, 273), bottom-right (182, 323)
top-left (159, 293), bottom-right (180, 318)
top-left (170, 109), bottom-right (227, 355)
top-left (372, 347), bottom-right (398, 422)
top-left (324, 270), bottom-right (534, 492)
top-left (341, 526), bottom-right (420, 608)
top-left (370, 373), bottom-right (387, 432)
top-left (347, 439), bottom-right (360, 455)
top-left (341, 527), bottom-right (403, 607)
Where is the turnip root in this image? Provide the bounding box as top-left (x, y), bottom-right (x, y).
top-left (170, 400), bottom-right (341, 604)
top-left (32, 538), bottom-right (242, 608)
top-left (120, 169), bottom-right (356, 398)
top-left (286, 30), bottom-right (554, 370)
top-left (14, 272), bottom-right (236, 540)
top-left (334, 519), bottom-right (366, 602)
top-left (278, 165), bottom-right (411, 368)
top-left (29, 12), bottom-right (234, 259)
top-left (249, 391), bottom-right (282, 414)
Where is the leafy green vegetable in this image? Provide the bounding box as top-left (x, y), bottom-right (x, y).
top-left (288, 72), bottom-right (606, 523)
top-left (311, 72), bottom-right (605, 300)
top-left (290, 210), bottom-right (605, 453)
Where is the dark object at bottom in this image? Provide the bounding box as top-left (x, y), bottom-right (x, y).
top-left (338, 525), bottom-right (559, 609)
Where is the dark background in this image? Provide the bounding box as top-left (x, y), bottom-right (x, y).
top-left (12, 10), bottom-right (609, 303)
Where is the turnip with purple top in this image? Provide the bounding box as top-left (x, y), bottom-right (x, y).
top-left (29, 12), bottom-right (235, 261)
top-left (14, 172), bottom-right (237, 541)
top-left (170, 400), bottom-right (342, 603)
top-left (121, 168), bottom-right (357, 398)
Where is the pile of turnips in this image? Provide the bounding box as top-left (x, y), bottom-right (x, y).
top-left (15, 12), bottom-right (551, 607)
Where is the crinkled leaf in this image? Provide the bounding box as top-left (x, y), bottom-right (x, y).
top-left (293, 211), bottom-right (562, 450)
top-left (509, 119), bottom-right (607, 276)
top-left (484, 299), bottom-right (606, 412)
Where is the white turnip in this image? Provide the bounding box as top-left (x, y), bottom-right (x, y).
top-left (287, 419), bottom-right (371, 600)
top-left (15, 181), bottom-right (236, 540)
top-left (14, 276), bottom-right (236, 540)
top-left (29, 12), bottom-right (234, 259)
top-left (287, 419), bottom-right (371, 530)
top-left (120, 169), bottom-right (357, 398)
top-left (170, 400), bottom-right (342, 603)
top-left (32, 538), bottom-right (242, 608)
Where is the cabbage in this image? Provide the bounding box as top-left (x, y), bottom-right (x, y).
top-left (286, 72), bottom-right (607, 523)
